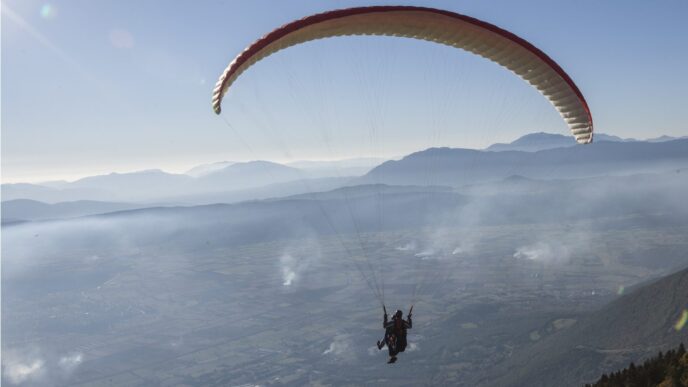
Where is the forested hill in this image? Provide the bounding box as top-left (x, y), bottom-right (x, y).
top-left (486, 266), bottom-right (688, 386)
top-left (586, 343), bottom-right (688, 387)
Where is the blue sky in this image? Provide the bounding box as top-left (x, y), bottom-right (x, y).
top-left (2, 0), bottom-right (687, 183)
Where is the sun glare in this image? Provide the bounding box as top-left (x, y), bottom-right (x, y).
top-left (39, 3), bottom-right (57, 19)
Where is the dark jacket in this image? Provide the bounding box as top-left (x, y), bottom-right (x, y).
top-left (383, 314), bottom-right (412, 332)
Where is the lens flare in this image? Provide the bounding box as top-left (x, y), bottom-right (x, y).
top-left (40, 4), bottom-right (57, 19)
top-left (675, 309), bottom-right (687, 331)
top-left (617, 285), bottom-right (625, 295)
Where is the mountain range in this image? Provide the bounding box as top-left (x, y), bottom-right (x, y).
top-left (2, 161), bottom-right (313, 204)
top-left (5, 169), bottom-right (687, 249)
top-left (486, 132), bottom-right (686, 152)
top-left (3, 133), bottom-right (687, 205)
top-left (362, 139), bottom-right (688, 187)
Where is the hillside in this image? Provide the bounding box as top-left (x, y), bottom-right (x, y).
top-left (586, 343), bottom-right (688, 387)
top-left (486, 267), bottom-right (688, 387)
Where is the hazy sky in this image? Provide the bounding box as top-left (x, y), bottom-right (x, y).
top-left (2, 0), bottom-right (687, 183)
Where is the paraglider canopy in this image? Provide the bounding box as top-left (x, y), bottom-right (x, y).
top-left (212, 5), bottom-right (593, 143)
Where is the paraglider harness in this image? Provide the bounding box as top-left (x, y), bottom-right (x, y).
top-left (382, 305), bottom-right (413, 357)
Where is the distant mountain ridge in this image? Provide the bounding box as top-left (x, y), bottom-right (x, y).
top-left (195, 160), bottom-right (303, 191)
top-left (486, 132), bottom-right (685, 152)
top-left (362, 139), bottom-right (688, 187)
top-left (2, 161), bottom-right (314, 203)
top-left (4, 134), bottom-right (687, 204)
top-left (185, 161), bottom-right (236, 177)
top-left (486, 132), bottom-right (577, 152)
top-left (286, 157), bottom-right (387, 177)
top-left (6, 170), bottom-right (686, 238)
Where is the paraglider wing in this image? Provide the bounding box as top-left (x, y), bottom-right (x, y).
top-left (212, 6), bottom-right (593, 143)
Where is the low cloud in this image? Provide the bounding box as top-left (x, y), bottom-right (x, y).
top-left (368, 345), bottom-right (383, 356)
top-left (323, 336), bottom-right (350, 356)
top-left (3, 357), bottom-right (45, 385)
top-left (406, 334), bottom-right (422, 352)
top-left (414, 249), bottom-right (435, 258)
top-left (2, 348), bottom-right (83, 386)
top-left (1, 214), bottom-right (183, 280)
top-left (513, 241), bottom-right (571, 265)
top-left (396, 241), bottom-right (417, 251)
top-left (280, 253), bottom-right (298, 286)
top-left (278, 237), bottom-right (322, 287)
top-left (452, 236), bottom-right (477, 256)
top-left (415, 201), bottom-right (487, 262)
top-left (58, 353), bottom-right (83, 373)
top-left (323, 335), bottom-right (356, 363)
